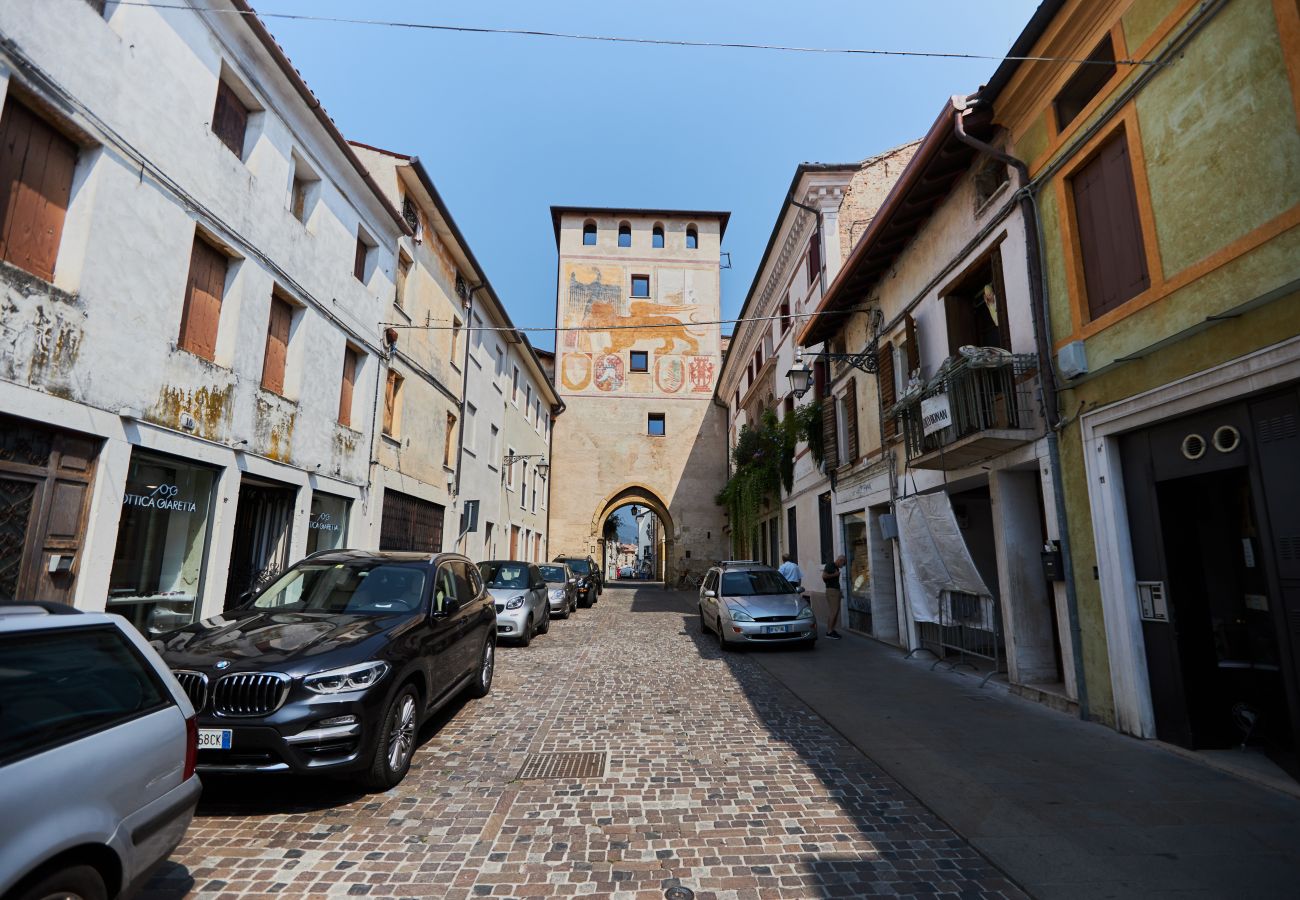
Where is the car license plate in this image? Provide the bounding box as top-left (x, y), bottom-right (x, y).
top-left (198, 728), bottom-right (232, 750)
top-left (763, 624), bottom-right (790, 634)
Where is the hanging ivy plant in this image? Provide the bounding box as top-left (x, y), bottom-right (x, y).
top-left (716, 401), bottom-right (824, 550)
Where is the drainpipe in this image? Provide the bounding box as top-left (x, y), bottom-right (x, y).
top-left (450, 284), bottom-right (481, 552)
top-left (951, 97), bottom-right (1090, 721)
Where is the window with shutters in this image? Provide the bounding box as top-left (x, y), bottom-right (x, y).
top-left (338, 346), bottom-right (359, 427)
top-left (353, 229), bottom-right (375, 283)
top-left (807, 229), bottom-right (822, 288)
top-left (383, 370), bottom-right (403, 437)
top-left (0, 97), bottom-right (78, 282)
top-left (779, 301), bottom-right (791, 334)
top-left (395, 251), bottom-right (411, 308)
top-left (178, 234), bottom-right (229, 361)
top-left (260, 294), bottom-right (294, 396)
top-left (1054, 35), bottom-right (1116, 131)
top-left (464, 402), bottom-right (478, 455)
top-left (944, 247), bottom-right (1011, 356)
top-left (902, 314), bottom-right (920, 385)
top-left (444, 412), bottom-right (457, 468)
top-left (1070, 129), bottom-right (1150, 319)
top-left (821, 395), bottom-right (840, 470)
top-left (288, 153), bottom-right (319, 225)
top-left (878, 341), bottom-right (897, 440)
top-left (842, 378), bottom-right (860, 463)
top-left (211, 78), bottom-right (250, 158)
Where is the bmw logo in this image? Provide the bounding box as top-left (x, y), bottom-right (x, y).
top-left (215, 660), bottom-right (231, 670)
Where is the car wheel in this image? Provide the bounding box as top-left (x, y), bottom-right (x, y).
top-left (538, 606), bottom-right (551, 634)
top-left (11, 864), bottom-right (107, 900)
top-left (467, 638), bottom-right (495, 698)
top-left (520, 615), bottom-right (533, 647)
top-left (363, 684), bottom-right (418, 791)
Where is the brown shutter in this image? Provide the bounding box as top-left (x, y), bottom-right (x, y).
top-left (989, 249), bottom-right (1012, 350)
top-left (0, 98), bottom-right (77, 282)
top-left (212, 80), bottom-right (248, 157)
top-left (878, 341), bottom-right (897, 440)
top-left (353, 235), bottom-right (368, 281)
top-left (843, 378), bottom-right (859, 463)
top-left (178, 236), bottom-right (227, 360)
top-left (807, 229), bottom-right (821, 287)
top-left (1072, 131), bottom-right (1149, 319)
top-left (260, 295), bottom-right (292, 395)
top-left (944, 294), bottom-right (974, 357)
top-left (821, 394), bottom-right (840, 470)
top-left (383, 371), bottom-right (399, 435)
top-left (338, 347), bottom-right (357, 427)
top-left (904, 314), bottom-right (920, 379)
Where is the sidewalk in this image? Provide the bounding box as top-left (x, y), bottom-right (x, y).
top-left (750, 628), bottom-right (1300, 899)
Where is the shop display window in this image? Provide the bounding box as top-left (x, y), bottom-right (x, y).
top-left (307, 492), bottom-right (350, 555)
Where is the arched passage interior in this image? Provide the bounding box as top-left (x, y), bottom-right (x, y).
top-left (589, 485), bottom-right (676, 583)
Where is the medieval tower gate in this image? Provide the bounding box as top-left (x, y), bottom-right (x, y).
top-left (547, 207), bottom-right (730, 582)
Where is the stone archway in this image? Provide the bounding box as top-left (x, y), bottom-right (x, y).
top-left (589, 484), bottom-right (676, 584)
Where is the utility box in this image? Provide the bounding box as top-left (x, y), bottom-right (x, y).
top-left (1041, 541), bottom-right (1064, 581)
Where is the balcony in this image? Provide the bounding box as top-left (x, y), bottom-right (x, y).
top-left (894, 351), bottom-right (1040, 470)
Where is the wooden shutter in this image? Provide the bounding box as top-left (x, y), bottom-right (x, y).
top-left (878, 341), bottom-right (897, 440)
top-left (821, 394), bottom-right (840, 470)
top-left (1072, 131), bottom-right (1149, 319)
top-left (338, 347), bottom-right (357, 427)
top-left (178, 236), bottom-right (227, 360)
top-left (212, 80), bottom-right (248, 157)
top-left (807, 230), bottom-right (821, 287)
top-left (904, 314), bottom-right (920, 379)
top-left (260, 295), bottom-right (292, 395)
top-left (383, 371), bottom-right (400, 435)
top-left (0, 98), bottom-right (77, 282)
top-left (843, 378), bottom-right (860, 463)
top-left (353, 235), bottom-right (368, 282)
top-left (989, 249), bottom-right (1012, 350)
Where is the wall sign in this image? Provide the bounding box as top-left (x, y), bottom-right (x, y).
top-left (920, 394), bottom-right (952, 437)
top-left (122, 483), bottom-right (197, 513)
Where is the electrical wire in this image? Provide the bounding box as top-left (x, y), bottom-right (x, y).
top-left (382, 306), bottom-right (862, 334)
top-left (114, 2), bottom-right (1159, 67)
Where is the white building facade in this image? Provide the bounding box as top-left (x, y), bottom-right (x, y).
top-left (0, 0), bottom-right (407, 632)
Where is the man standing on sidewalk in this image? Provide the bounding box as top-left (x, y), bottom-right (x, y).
top-left (778, 553), bottom-right (802, 590)
top-left (821, 555), bottom-right (845, 639)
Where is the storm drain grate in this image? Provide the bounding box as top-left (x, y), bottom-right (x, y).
top-left (517, 751), bottom-right (606, 780)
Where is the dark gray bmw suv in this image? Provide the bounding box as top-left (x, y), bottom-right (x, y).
top-left (155, 550), bottom-right (495, 790)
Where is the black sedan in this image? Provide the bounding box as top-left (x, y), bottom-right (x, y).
top-left (155, 550), bottom-right (495, 790)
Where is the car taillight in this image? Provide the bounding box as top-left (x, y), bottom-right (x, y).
top-left (184, 715), bottom-right (198, 781)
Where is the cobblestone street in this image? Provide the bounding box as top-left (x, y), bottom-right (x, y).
top-left (143, 583), bottom-right (1022, 900)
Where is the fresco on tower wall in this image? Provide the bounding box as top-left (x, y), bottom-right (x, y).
top-left (558, 263), bottom-right (718, 397)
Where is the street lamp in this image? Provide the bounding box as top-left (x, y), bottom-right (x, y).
top-left (785, 352), bottom-right (814, 399)
top-left (502, 453), bottom-right (548, 478)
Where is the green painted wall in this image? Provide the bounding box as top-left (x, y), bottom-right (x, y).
top-left (1121, 0), bottom-right (1183, 52)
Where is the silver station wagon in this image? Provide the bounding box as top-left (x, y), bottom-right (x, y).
top-left (698, 561), bottom-right (817, 649)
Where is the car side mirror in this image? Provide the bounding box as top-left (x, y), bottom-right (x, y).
top-left (703, 589), bottom-right (716, 598)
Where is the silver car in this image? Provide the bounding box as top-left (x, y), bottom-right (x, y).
top-left (538, 562), bottom-right (578, 618)
top-left (1, 602), bottom-right (202, 900)
top-left (698, 562), bottom-right (817, 649)
top-left (478, 560), bottom-right (550, 646)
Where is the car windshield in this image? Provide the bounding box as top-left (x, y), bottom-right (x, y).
top-left (538, 565), bottom-right (567, 583)
top-left (252, 563), bottom-right (426, 615)
top-left (721, 569), bottom-right (795, 597)
top-left (564, 559), bottom-right (591, 575)
top-left (479, 562), bottom-right (530, 589)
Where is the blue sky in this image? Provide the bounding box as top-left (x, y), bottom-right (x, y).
top-left (257, 1), bottom-right (1042, 350)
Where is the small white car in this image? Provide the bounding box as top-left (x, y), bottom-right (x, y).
top-left (478, 560), bottom-right (550, 646)
top-left (0, 602), bottom-right (201, 900)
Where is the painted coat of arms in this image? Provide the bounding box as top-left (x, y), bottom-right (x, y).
top-left (593, 354), bottom-right (625, 392)
top-left (655, 356), bottom-right (685, 393)
top-left (687, 356), bottom-right (715, 392)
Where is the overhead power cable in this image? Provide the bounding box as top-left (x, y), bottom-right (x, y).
top-left (383, 307), bottom-right (859, 334)
top-left (115, 2), bottom-right (1159, 67)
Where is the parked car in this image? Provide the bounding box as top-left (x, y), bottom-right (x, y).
top-left (618, 565), bottom-right (636, 579)
top-left (478, 560), bottom-right (550, 645)
top-left (1, 602), bottom-right (201, 900)
top-left (156, 550), bottom-right (496, 791)
top-left (537, 562), bottom-right (578, 618)
top-left (554, 554), bottom-right (600, 606)
top-left (698, 561), bottom-right (816, 650)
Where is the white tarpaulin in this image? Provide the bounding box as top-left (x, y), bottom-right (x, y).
top-left (895, 492), bottom-right (991, 624)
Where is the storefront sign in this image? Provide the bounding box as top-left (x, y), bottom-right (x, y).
top-left (920, 394), bottom-right (952, 436)
top-left (309, 512), bottom-right (342, 533)
top-left (122, 483), bottom-right (197, 513)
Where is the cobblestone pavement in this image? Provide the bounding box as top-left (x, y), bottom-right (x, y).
top-left (143, 584), bottom-right (1025, 900)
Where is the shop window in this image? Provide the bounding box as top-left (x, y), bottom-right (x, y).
top-left (582, 221), bottom-right (597, 245)
top-left (178, 233), bottom-right (229, 361)
top-left (1070, 129), bottom-right (1149, 318)
top-left (1054, 35), bottom-right (1116, 130)
top-left (212, 77), bottom-right (250, 158)
top-left (107, 451), bottom-right (216, 636)
top-left (685, 225), bottom-right (698, 249)
top-left (944, 247), bottom-right (1011, 354)
top-left (339, 346), bottom-right (359, 427)
top-left (0, 96), bottom-right (78, 282)
top-left (383, 369), bottom-right (403, 437)
top-left (652, 224), bottom-right (665, 248)
top-left (307, 493), bottom-right (350, 555)
top-left (631, 275), bottom-right (650, 298)
top-left (648, 413), bottom-right (666, 436)
top-left (841, 511), bottom-right (871, 632)
top-left (630, 350), bottom-right (649, 372)
top-left (260, 293), bottom-right (294, 396)
top-left (618, 222), bottom-right (631, 247)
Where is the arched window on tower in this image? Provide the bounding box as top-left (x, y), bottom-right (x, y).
top-left (583, 221), bottom-right (597, 245)
top-left (652, 224), bottom-right (665, 249)
top-left (618, 222), bottom-right (631, 248)
top-left (686, 225), bottom-right (698, 250)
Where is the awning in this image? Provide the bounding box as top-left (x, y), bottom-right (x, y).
top-left (895, 492), bottom-right (991, 624)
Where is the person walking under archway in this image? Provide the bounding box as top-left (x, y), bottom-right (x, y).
top-left (821, 555), bottom-right (845, 639)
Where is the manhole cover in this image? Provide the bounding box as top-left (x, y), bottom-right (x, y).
top-left (517, 751), bottom-right (606, 780)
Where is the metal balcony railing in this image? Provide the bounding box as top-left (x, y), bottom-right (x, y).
top-left (893, 351), bottom-right (1039, 467)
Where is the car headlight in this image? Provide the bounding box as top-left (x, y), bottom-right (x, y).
top-left (303, 660), bottom-right (390, 695)
top-left (506, 595), bottom-right (525, 609)
top-left (797, 604), bottom-right (814, 619)
top-left (549, 589), bottom-right (565, 600)
top-left (726, 605), bottom-right (754, 622)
